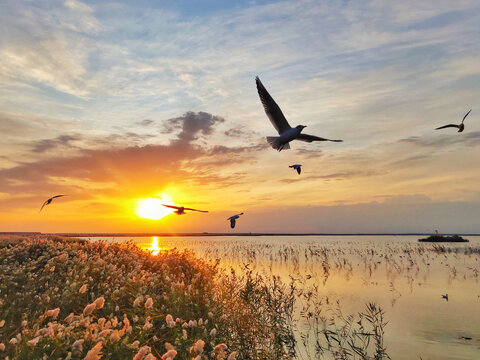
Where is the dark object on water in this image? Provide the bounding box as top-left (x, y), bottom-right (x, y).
top-left (460, 336), bottom-right (472, 340)
top-left (418, 235), bottom-right (469, 243)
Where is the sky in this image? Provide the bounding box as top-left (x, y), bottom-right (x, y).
top-left (1, 0), bottom-right (480, 233)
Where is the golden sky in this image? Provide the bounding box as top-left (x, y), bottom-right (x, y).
top-left (1, 0), bottom-right (480, 233)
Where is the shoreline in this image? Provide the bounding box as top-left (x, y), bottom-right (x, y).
top-left (2, 231), bottom-right (480, 237)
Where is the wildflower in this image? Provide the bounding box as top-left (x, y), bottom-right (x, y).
top-left (133, 296), bottom-right (144, 307)
top-left (9, 338), bottom-right (17, 345)
top-left (93, 296), bottom-right (105, 309)
top-left (194, 339), bottom-right (205, 354)
top-left (21, 320), bottom-right (27, 327)
top-left (28, 336), bottom-right (42, 347)
top-left (0, 320), bottom-right (4, 327)
top-left (45, 308), bottom-right (60, 319)
top-left (165, 314), bottom-right (173, 324)
top-left (144, 354), bottom-right (157, 360)
top-left (198, 318), bottom-right (203, 326)
top-left (0, 343), bottom-right (5, 351)
top-left (162, 350), bottom-right (177, 360)
top-left (83, 303), bottom-right (96, 316)
top-left (110, 330), bottom-right (121, 342)
top-left (165, 342), bottom-right (174, 351)
top-left (133, 346), bottom-right (151, 360)
top-left (143, 320), bottom-right (153, 330)
top-left (145, 297), bottom-right (153, 309)
top-left (210, 328), bottom-right (217, 337)
top-left (208, 312), bottom-right (213, 318)
top-left (182, 329), bottom-right (188, 340)
top-left (128, 340), bottom-right (140, 350)
top-left (227, 351), bottom-right (238, 360)
top-left (214, 344), bottom-right (228, 360)
top-left (79, 284), bottom-right (87, 294)
top-left (72, 339), bottom-right (84, 351)
top-left (84, 341), bottom-right (103, 360)
top-left (115, 305), bottom-right (120, 311)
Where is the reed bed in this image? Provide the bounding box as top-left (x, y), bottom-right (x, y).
top-left (0, 235), bottom-right (396, 359)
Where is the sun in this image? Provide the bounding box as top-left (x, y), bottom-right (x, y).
top-left (135, 196), bottom-right (175, 220)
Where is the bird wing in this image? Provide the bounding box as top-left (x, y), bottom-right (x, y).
top-left (435, 124), bottom-right (459, 130)
top-left (296, 133), bottom-right (343, 142)
top-left (184, 208), bottom-right (208, 213)
top-left (297, 167), bottom-right (301, 175)
top-left (256, 77), bottom-right (291, 134)
top-left (52, 195), bottom-right (66, 199)
top-left (39, 201), bottom-right (48, 213)
top-left (162, 204), bottom-right (180, 210)
top-left (462, 109), bottom-right (472, 123)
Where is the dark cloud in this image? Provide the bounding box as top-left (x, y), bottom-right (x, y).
top-left (163, 111), bottom-right (225, 143)
top-left (31, 134), bottom-right (82, 153)
top-left (136, 119), bottom-right (155, 126)
top-left (224, 127), bottom-right (256, 138)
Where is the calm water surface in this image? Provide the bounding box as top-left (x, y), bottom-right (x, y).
top-left (83, 235), bottom-right (480, 359)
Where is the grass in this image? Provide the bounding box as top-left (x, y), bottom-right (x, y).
top-left (0, 235), bottom-right (393, 359)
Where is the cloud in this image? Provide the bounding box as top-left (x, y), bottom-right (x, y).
top-left (31, 134), bottom-right (82, 153)
top-left (136, 119), bottom-right (155, 126)
top-left (164, 111), bottom-right (225, 143)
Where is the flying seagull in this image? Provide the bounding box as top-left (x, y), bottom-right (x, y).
top-left (441, 294), bottom-right (449, 301)
top-left (227, 212), bottom-right (244, 228)
top-left (162, 204), bottom-right (208, 215)
top-left (256, 76), bottom-right (342, 151)
top-left (435, 109), bottom-right (472, 132)
top-left (289, 164), bottom-right (302, 175)
top-left (39, 195), bottom-right (66, 212)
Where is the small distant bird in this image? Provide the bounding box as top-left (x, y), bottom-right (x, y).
top-left (435, 109), bottom-right (472, 132)
top-left (289, 164), bottom-right (302, 175)
top-left (162, 204), bottom-right (208, 215)
top-left (256, 76), bottom-right (342, 151)
top-left (39, 195), bottom-right (66, 212)
top-left (227, 212), bottom-right (244, 228)
top-left (441, 294), bottom-right (449, 301)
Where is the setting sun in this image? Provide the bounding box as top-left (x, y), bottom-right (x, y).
top-left (135, 196), bottom-right (174, 220)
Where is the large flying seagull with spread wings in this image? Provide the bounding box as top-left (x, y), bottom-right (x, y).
top-left (256, 76), bottom-right (342, 151)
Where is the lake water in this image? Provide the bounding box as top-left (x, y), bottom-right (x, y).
top-left (82, 235), bottom-right (480, 359)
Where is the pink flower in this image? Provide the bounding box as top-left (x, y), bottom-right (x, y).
top-left (93, 296), bottom-right (105, 309)
top-left (28, 336), bottom-right (42, 347)
top-left (84, 341), bottom-right (103, 360)
top-left (145, 297), bottom-right (153, 309)
top-left (194, 339), bottom-right (205, 354)
top-left (46, 308), bottom-right (60, 319)
top-left (133, 346), bottom-right (151, 360)
top-left (83, 303), bottom-right (96, 316)
top-left (161, 350), bottom-right (177, 360)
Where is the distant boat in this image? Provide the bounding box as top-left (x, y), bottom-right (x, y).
top-left (418, 234), bottom-right (469, 243)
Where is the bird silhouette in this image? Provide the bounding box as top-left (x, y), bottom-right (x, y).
top-left (289, 164), bottom-right (302, 175)
top-left (441, 294), bottom-right (449, 301)
top-left (435, 109), bottom-right (472, 132)
top-left (162, 204), bottom-right (208, 215)
top-left (39, 195), bottom-right (66, 213)
top-left (256, 76), bottom-right (342, 151)
top-left (227, 212), bottom-right (244, 228)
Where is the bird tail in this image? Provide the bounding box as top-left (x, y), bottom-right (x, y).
top-left (266, 136), bottom-right (290, 151)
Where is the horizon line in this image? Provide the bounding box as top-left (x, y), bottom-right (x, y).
top-left (2, 232), bottom-right (480, 237)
